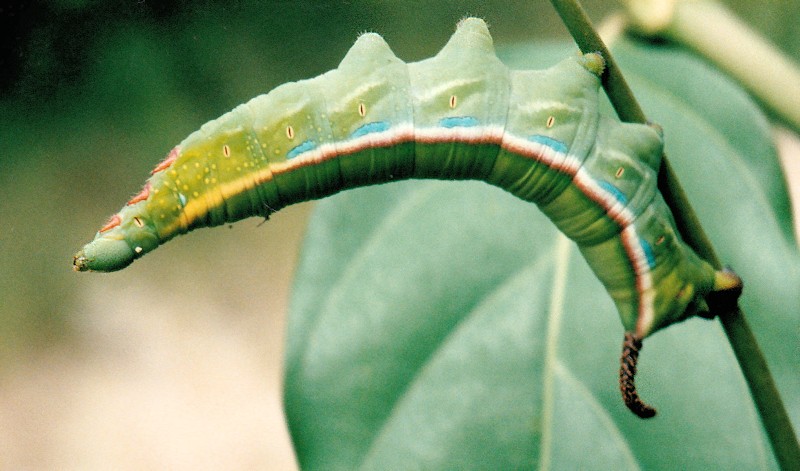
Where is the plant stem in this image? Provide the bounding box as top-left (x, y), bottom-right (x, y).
top-left (624, 0), bottom-right (800, 133)
top-left (549, 0), bottom-right (800, 468)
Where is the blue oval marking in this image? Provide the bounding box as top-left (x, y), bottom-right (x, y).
top-left (287, 139), bottom-right (316, 159)
top-left (439, 116), bottom-right (479, 128)
top-left (350, 121), bottom-right (390, 138)
top-left (528, 134), bottom-right (568, 154)
top-left (597, 180), bottom-right (628, 206)
top-left (640, 239), bottom-right (656, 268)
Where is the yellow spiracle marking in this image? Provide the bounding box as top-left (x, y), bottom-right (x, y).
top-left (223, 144), bottom-right (231, 157)
top-left (546, 116), bottom-right (555, 128)
top-left (656, 235), bottom-right (665, 245)
top-left (449, 95), bottom-right (457, 109)
top-left (286, 125), bottom-right (295, 139)
top-left (133, 216), bottom-right (144, 228)
top-left (358, 102), bottom-right (366, 117)
top-left (615, 167), bottom-right (625, 178)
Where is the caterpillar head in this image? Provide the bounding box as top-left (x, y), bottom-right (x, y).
top-left (73, 197), bottom-right (160, 272)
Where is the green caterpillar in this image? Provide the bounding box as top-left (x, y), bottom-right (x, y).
top-left (73, 18), bottom-right (741, 417)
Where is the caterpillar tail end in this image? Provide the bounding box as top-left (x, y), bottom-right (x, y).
top-left (72, 237), bottom-right (135, 272)
top-left (620, 332), bottom-right (657, 419)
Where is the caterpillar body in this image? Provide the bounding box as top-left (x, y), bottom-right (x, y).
top-left (74, 18), bottom-right (741, 415)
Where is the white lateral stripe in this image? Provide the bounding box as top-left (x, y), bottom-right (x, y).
top-left (514, 100), bottom-right (579, 115)
top-left (271, 123), bottom-right (655, 325)
top-left (410, 77), bottom-right (485, 104)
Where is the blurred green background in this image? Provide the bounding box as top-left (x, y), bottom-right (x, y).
top-left (1, 0), bottom-right (797, 468)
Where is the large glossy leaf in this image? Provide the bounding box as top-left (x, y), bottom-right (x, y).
top-left (284, 37), bottom-right (798, 469)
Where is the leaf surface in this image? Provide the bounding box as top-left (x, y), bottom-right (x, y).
top-left (284, 37), bottom-right (798, 470)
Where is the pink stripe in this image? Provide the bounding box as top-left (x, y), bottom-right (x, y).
top-left (264, 124), bottom-right (653, 326)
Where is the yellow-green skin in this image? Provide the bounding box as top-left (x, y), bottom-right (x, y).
top-left (73, 18), bottom-right (738, 338)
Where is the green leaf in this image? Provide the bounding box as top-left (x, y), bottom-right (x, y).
top-left (611, 41), bottom-right (800, 441)
top-left (284, 37), bottom-right (798, 469)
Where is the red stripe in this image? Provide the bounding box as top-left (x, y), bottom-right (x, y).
top-left (127, 182), bottom-right (151, 205)
top-left (250, 127), bottom-right (649, 324)
top-left (99, 214), bottom-right (121, 233)
top-left (151, 146), bottom-right (181, 175)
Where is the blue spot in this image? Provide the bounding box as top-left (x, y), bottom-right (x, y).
top-left (439, 116), bottom-right (479, 128)
top-left (597, 180), bottom-right (628, 205)
top-left (178, 193), bottom-right (187, 206)
top-left (528, 135), bottom-right (568, 154)
top-left (350, 121), bottom-right (390, 138)
top-left (640, 239), bottom-right (657, 268)
top-left (287, 139), bottom-right (316, 159)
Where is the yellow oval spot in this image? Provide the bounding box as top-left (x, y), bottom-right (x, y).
top-left (182, 184), bottom-right (189, 191)
top-left (204, 178), bottom-right (210, 184)
top-left (286, 126), bottom-right (295, 139)
top-left (358, 102), bottom-right (366, 117)
top-left (223, 145), bottom-right (231, 158)
top-left (546, 116), bottom-right (555, 128)
top-left (449, 95), bottom-right (457, 109)
top-left (193, 191), bottom-right (199, 197)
